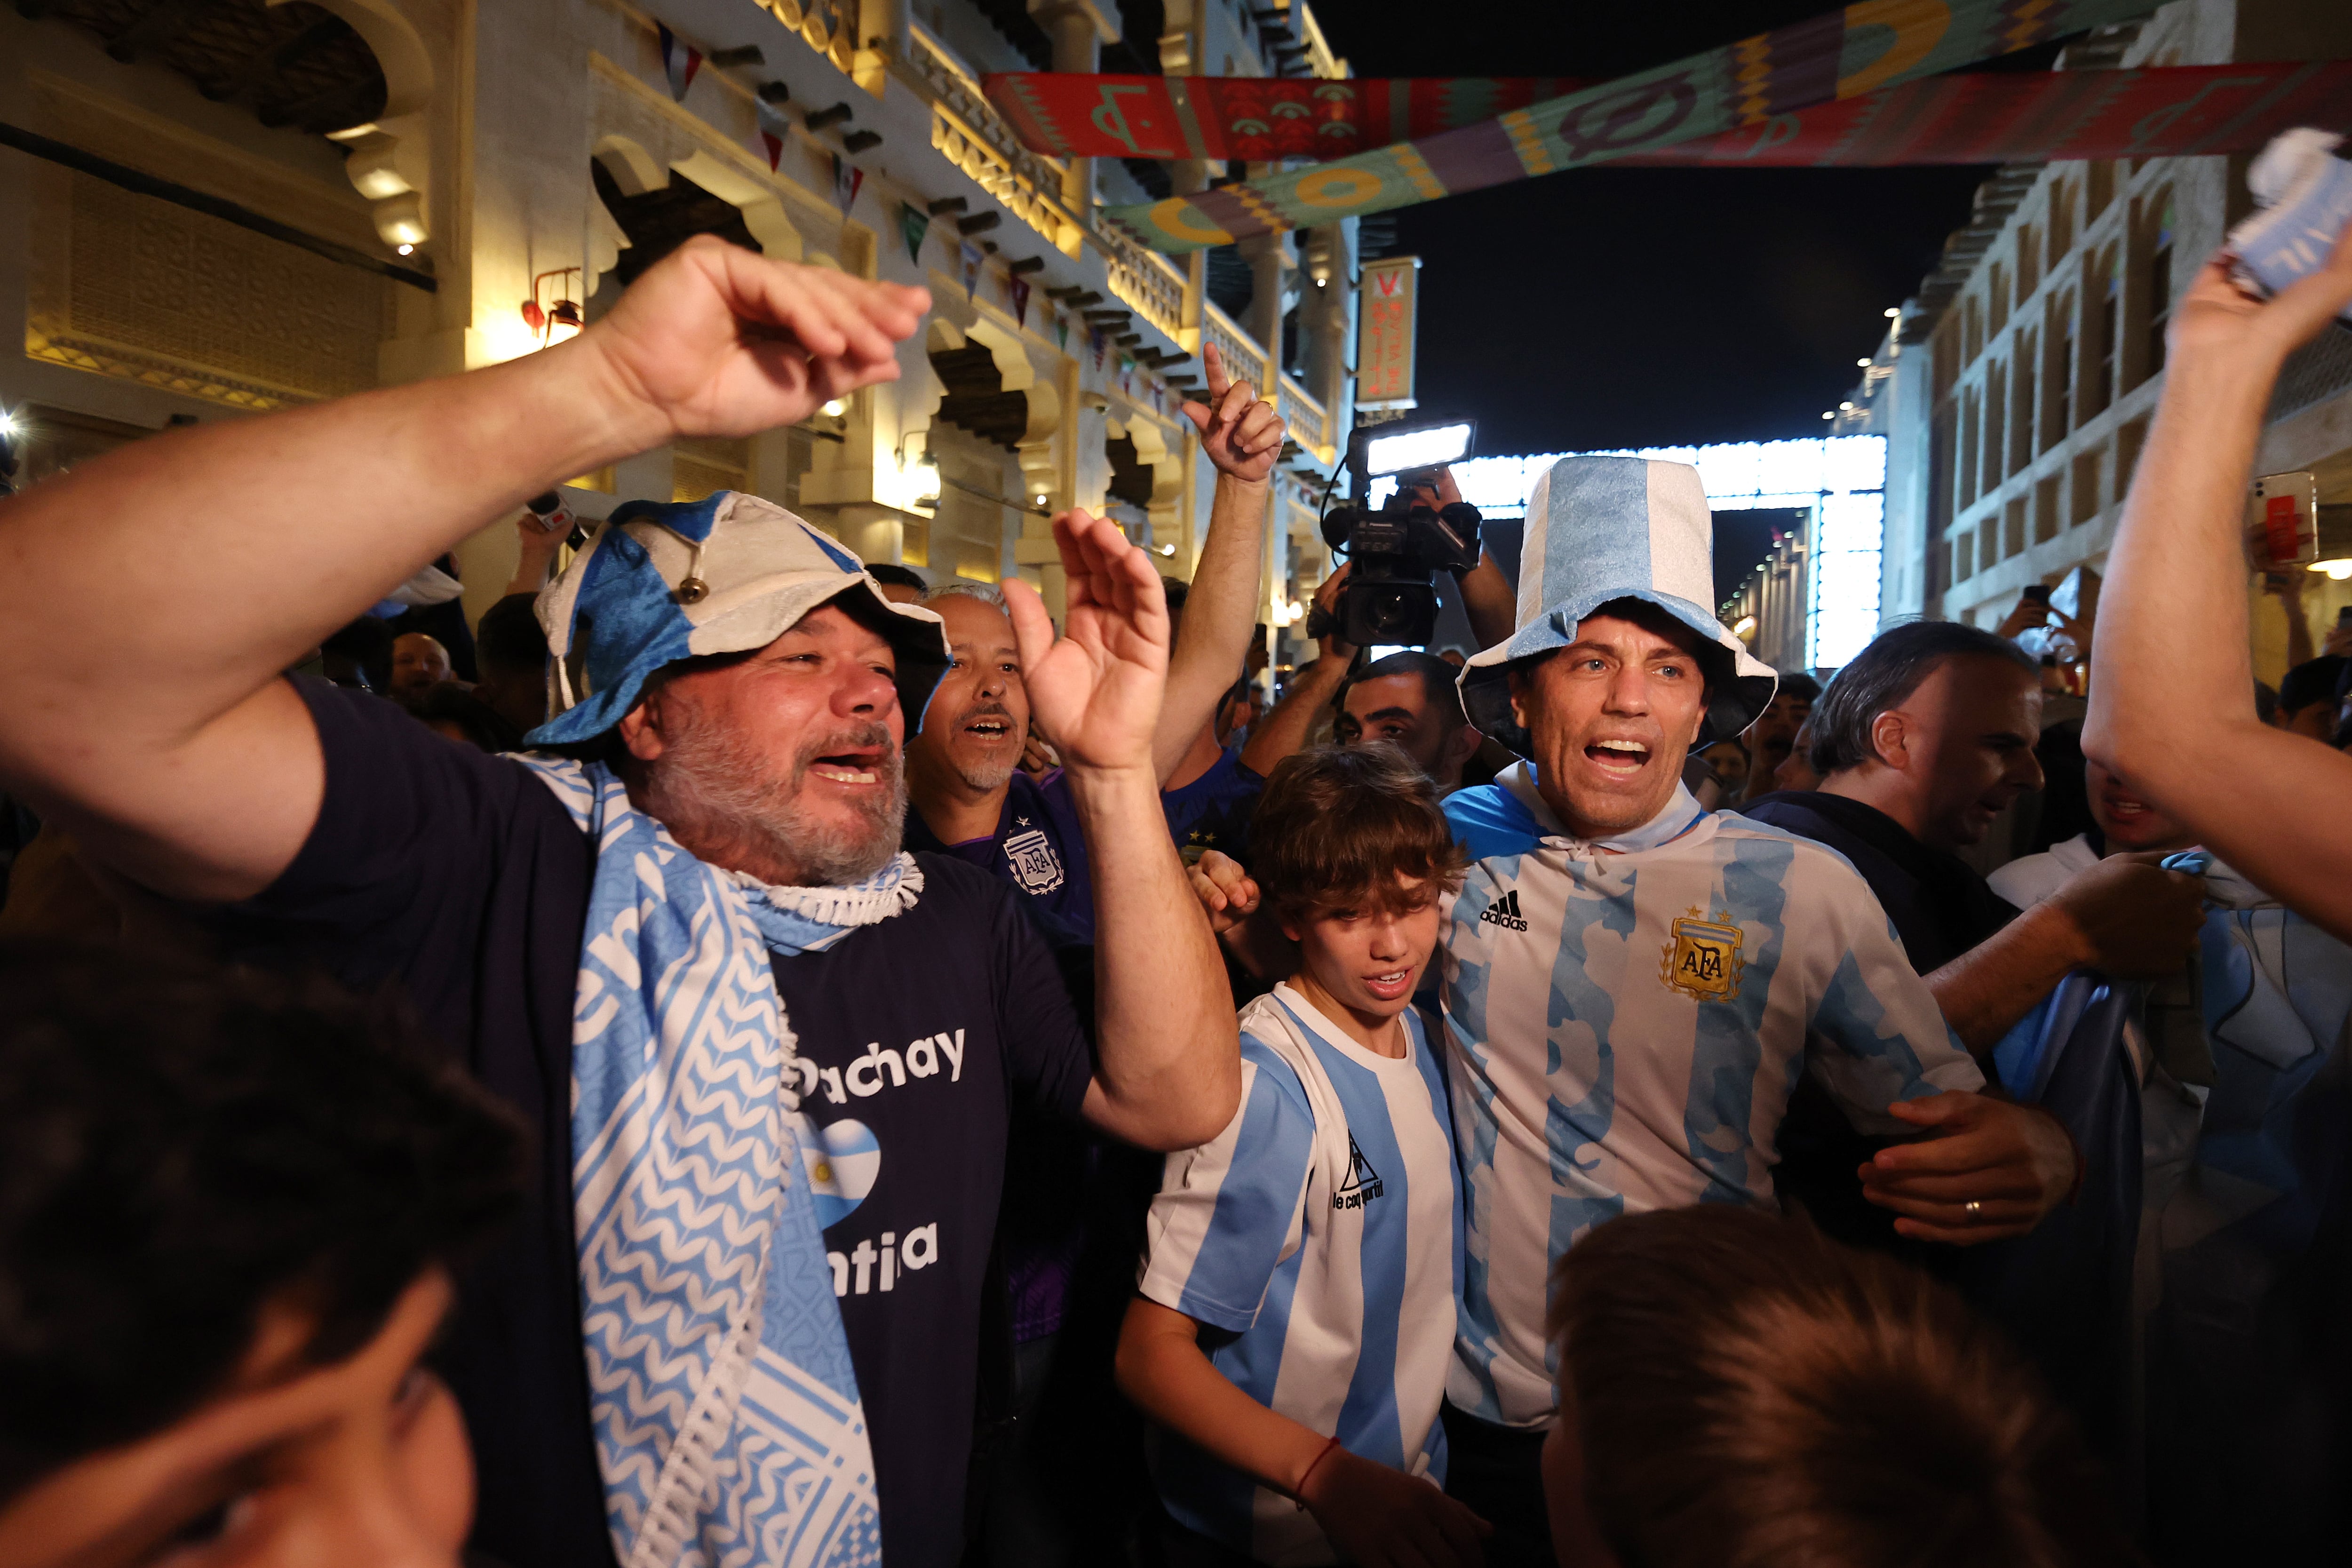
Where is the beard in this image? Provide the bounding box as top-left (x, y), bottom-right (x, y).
top-left (946, 701), bottom-right (1022, 794)
top-left (643, 709), bottom-right (906, 887)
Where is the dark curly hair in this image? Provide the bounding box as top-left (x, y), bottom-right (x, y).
top-left (1250, 743), bottom-right (1468, 922)
top-left (0, 943), bottom-right (527, 1500)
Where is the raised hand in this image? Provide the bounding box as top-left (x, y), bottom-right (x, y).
top-left (1858, 1093), bottom-right (2077, 1244)
top-left (1002, 509), bottom-right (1169, 777)
top-left (1187, 848), bottom-right (1260, 936)
top-left (581, 236), bottom-right (930, 447)
top-left (1181, 342), bottom-right (1286, 485)
top-left (2168, 225), bottom-right (2352, 368)
top-left (1301, 1447), bottom-right (1492, 1568)
top-left (1312, 561), bottom-right (1357, 664)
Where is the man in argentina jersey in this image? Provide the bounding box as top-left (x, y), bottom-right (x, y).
top-left (1133, 983), bottom-right (1465, 1565)
top-left (1437, 456), bottom-right (2080, 1559)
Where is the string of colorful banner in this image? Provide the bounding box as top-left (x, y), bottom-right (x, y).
top-left (1065, 0), bottom-right (2163, 252)
top-left (987, 59), bottom-right (2352, 171)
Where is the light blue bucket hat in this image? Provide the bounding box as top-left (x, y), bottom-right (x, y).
top-left (1459, 456), bottom-right (1777, 756)
top-left (526, 490), bottom-right (952, 746)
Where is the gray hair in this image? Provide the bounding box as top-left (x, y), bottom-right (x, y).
top-left (1807, 620), bottom-right (2038, 776)
top-left (920, 580), bottom-right (1007, 611)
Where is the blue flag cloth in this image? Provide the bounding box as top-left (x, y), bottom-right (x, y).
top-left (519, 755), bottom-right (921, 1568)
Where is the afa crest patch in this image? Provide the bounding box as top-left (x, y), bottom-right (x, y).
top-left (1660, 907), bottom-right (1745, 1001)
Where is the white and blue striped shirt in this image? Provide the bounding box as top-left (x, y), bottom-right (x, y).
top-left (1138, 985), bottom-right (1463, 1566)
top-left (1440, 766), bottom-right (1982, 1427)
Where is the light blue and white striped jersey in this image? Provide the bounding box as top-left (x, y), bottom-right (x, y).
top-left (1440, 765), bottom-right (1981, 1427)
top-left (1138, 985), bottom-right (1463, 1566)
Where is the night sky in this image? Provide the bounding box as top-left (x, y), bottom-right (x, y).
top-left (1314, 1), bottom-right (2036, 455)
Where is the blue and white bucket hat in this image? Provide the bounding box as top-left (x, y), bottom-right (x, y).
top-left (526, 490), bottom-right (952, 746)
top-left (1458, 456), bottom-right (1777, 756)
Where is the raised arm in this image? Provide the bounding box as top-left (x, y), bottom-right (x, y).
top-left (2084, 237), bottom-right (2352, 941)
top-left (1154, 343), bottom-right (1286, 783)
top-left (0, 238), bottom-right (926, 902)
top-left (1238, 564), bottom-right (1354, 778)
top-left (1007, 509), bottom-right (1241, 1151)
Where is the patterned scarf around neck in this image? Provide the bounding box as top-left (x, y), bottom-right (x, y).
top-left (519, 756), bottom-right (920, 1568)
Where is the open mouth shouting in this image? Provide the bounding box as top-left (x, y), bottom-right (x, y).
top-left (806, 744), bottom-right (889, 788)
top-left (961, 706), bottom-right (1019, 747)
top-left (1583, 737), bottom-right (1653, 778)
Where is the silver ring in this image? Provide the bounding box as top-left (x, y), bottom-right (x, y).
top-left (1964, 1200), bottom-right (1983, 1223)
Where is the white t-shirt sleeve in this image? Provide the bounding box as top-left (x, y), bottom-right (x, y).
top-left (1137, 1039), bottom-right (1317, 1333)
top-left (1801, 859), bottom-right (1985, 1132)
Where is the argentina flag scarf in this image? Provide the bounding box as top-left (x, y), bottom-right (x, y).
top-left (521, 755), bottom-right (921, 1568)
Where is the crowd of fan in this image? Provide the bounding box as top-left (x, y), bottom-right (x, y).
top-left (1, 231), bottom-right (2348, 1568)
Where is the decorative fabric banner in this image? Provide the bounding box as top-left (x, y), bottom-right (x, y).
top-left (985, 73), bottom-right (1578, 163)
top-left (1615, 57), bottom-right (2352, 168)
top-left (831, 153), bottom-right (864, 215)
top-left (1010, 274), bottom-right (1033, 327)
top-left (898, 201), bottom-right (930, 266)
top-left (1089, 328), bottom-right (1105, 370)
top-left (1055, 312), bottom-right (1070, 349)
top-left (657, 23), bottom-right (700, 103)
top-left (960, 239), bottom-right (984, 300)
top-left (1102, 0), bottom-right (2159, 252)
top-left (757, 97), bottom-right (790, 171)
top-left (992, 60), bottom-right (2352, 169)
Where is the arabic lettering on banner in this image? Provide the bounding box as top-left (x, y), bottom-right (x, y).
top-left (1357, 257), bottom-right (1420, 409)
top-left (1097, 0), bottom-right (2162, 252)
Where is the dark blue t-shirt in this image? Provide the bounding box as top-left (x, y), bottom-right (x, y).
top-left (1162, 747), bottom-right (1265, 867)
top-left (214, 678), bottom-right (1095, 1568)
top-left (904, 767), bottom-right (1095, 942)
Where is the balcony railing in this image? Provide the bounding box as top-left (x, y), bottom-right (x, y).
top-left (1277, 372), bottom-right (1331, 463)
top-left (904, 24), bottom-right (1083, 256)
top-left (1098, 226), bottom-right (1187, 344)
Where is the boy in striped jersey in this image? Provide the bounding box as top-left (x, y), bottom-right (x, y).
top-left (1120, 746), bottom-right (1487, 1568)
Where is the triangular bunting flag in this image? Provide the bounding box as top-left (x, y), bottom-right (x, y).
top-left (755, 97), bottom-right (789, 172)
top-left (959, 240), bottom-right (983, 301)
top-left (1009, 276), bottom-right (1032, 328)
top-left (899, 202), bottom-right (930, 268)
top-left (831, 154), bottom-right (864, 215)
top-left (657, 23), bottom-right (700, 103)
top-left (1054, 312), bottom-right (1069, 349)
top-left (1089, 328), bottom-right (1104, 371)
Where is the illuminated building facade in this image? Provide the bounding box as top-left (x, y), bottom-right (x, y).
top-left (1869, 0), bottom-right (2352, 685)
top-left (0, 0), bottom-right (1355, 642)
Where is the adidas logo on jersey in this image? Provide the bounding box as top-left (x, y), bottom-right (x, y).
top-left (1479, 890), bottom-right (1528, 931)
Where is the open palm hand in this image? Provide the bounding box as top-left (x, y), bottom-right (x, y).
top-left (1003, 509), bottom-right (1169, 775)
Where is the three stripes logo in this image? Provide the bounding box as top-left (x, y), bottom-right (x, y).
top-left (1479, 889), bottom-right (1529, 931)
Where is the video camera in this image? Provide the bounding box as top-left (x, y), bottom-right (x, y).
top-left (1309, 418), bottom-right (1482, 647)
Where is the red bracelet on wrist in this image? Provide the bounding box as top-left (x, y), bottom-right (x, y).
top-left (1293, 1435), bottom-right (1343, 1511)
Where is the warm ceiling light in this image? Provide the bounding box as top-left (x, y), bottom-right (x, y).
top-left (1733, 615), bottom-right (1757, 637)
top-left (2309, 557), bottom-right (2352, 581)
top-left (1884, 307), bottom-right (1901, 318)
top-left (1857, 358), bottom-right (1871, 367)
top-left (397, 243), bottom-right (414, 255)
top-left (821, 398), bottom-right (848, 417)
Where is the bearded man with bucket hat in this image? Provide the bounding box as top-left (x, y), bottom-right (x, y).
top-left (0, 238), bottom-right (1240, 1568)
top-left (1189, 456), bottom-right (2082, 1563)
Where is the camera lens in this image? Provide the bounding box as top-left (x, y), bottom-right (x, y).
top-left (1366, 588), bottom-right (1418, 637)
